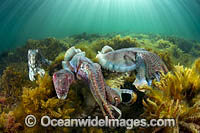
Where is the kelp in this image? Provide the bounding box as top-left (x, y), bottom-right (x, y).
top-left (190, 43), bottom-right (200, 57)
top-left (82, 127), bottom-right (103, 133)
top-left (0, 33), bottom-right (200, 132)
top-left (165, 36), bottom-right (194, 53)
top-left (0, 67), bottom-right (25, 97)
top-left (20, 74), bottom-right (80, 132)
top-left (25, 37), bottom-right (68, 60)
top-left (0, 72), bottom-right (82, 132)
top-left (48, 52), bottom-right (65, 75)
top-left (140, 58), bottom-right (200, 132)
top-left (0, 66), bottom-right (31, 110)
top-left (0, 111), bottom-right (22, 132)
top-left (106, 73), bottom-right (130, 89)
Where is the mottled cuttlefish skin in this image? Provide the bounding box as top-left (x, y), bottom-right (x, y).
top-left (28, 49), bottom-right (52, 81)
top-left (53, 69), bottom-right (75, 99)
top-left (52, 47), bottom-right (127, 119)
top-left (70, 52), bottom-right (122, 119)
top-left (96, 45), bottom-right (168, 88)
top-left (28, 47), bottom-right (137, 119)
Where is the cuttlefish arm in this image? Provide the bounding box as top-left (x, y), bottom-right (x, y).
top-left (73, 54), bottom-right (122, 119)
top-left (133, 53), bottom-right (149, 88)
top-left (93, 63), bottom-right (122, 119)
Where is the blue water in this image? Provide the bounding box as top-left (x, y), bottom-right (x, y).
top-left (0, 0), bottom-right (200, 52)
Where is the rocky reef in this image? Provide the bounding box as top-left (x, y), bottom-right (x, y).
top-left (0, 33), bottom-right (200, 132)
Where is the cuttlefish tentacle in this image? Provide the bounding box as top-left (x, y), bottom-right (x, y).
top-left (93, 63), bottom-right (122, 118)
top-left (80, 59), bottom-right (120, 119)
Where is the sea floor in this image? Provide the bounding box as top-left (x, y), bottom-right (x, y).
top-left (0, 33), bottom-right (200, 132)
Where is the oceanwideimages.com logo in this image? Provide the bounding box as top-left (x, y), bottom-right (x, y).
top-left (25, 115), bottom-right (175, 129)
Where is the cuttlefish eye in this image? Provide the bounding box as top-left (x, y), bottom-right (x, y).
top-left (114, 97), bottom-right (121, 105)
top-left (114, 97), bottom-right (118, 102)
top-left (121, 90), bottom-right (137, 105)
